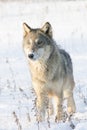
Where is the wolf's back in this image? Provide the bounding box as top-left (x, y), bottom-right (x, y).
top-left (59, 49), bottom-right (73, 75)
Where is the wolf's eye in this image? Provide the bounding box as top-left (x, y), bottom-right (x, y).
top-left (37, 41), bottom-right (43, 46)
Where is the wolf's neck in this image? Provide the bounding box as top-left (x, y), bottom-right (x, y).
top-left (29, 59), bottom-right (47, 70)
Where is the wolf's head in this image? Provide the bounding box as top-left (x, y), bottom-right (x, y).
top-left (23, 22), bottom-right (54, 61)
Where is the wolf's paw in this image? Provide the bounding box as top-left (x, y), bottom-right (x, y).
top-left (55, 112), bottom-right (62, 122)
top-left (36, 113), bottom-right (45, 122)
top-left (67, 106), bottom-right (76, 115)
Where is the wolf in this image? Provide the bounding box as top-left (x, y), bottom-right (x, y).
top-left (23, 22), bottom-right (76, 121)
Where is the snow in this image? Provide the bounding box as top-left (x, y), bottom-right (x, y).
top-left (0, 1), bottom-right (87, 130)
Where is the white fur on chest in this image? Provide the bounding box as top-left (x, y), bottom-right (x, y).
top-left (29, 60), bottom-right (48, 81)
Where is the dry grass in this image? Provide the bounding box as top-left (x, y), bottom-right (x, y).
top-left (13, 111), bottom-right (22, 130)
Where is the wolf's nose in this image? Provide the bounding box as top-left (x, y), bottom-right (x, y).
top-left (28, 54), bottom-right (34, 59)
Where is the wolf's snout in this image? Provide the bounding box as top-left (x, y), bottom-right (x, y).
top-left (28, 53), bottom-right (34, 59)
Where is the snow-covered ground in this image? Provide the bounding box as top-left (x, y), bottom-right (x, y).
top-left (0, 1), bottom-right (87, 130)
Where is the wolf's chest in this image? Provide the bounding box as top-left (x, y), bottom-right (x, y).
top-left (29, 61), bottom-right (48, 81)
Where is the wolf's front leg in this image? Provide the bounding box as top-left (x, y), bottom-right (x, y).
top-left (33, 79), bottom-right (49, 121)
top-left (48, 98), bottom-right (54, 116)
top-left (36, 92), bottom-right (48, 122)
top-left (54, 96), bottom-right (63, 122)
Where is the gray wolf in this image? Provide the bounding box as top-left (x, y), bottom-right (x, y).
top-left (23, 22), bottom-right (76, 122)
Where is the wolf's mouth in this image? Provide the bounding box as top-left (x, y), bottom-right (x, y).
top-left (27, 48), bottom-right (44, 61)
top-left (28, 53), bottom-right (40, 61)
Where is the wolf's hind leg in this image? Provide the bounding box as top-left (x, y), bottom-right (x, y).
top-left (67, 93), bottom-right (76, 115)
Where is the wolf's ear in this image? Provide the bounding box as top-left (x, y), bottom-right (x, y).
top-left (41, 22), bottom-right (53, 38)
top-left (23, 23), bottom-right (31, 37)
